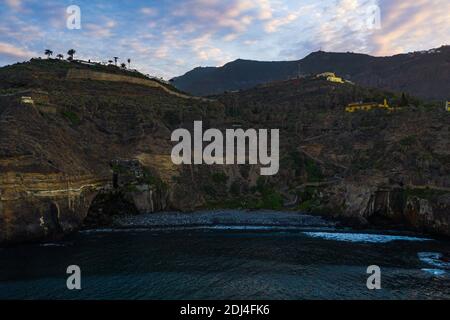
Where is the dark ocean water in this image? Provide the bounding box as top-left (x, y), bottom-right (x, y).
top-left (0, 225), bottom-right (449, 300)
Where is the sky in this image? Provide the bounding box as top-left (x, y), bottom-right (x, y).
top-left (0, 0), bottom-right (449, 79)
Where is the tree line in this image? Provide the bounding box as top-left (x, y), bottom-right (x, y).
top-left (44, 49), bottom-right (131, 69)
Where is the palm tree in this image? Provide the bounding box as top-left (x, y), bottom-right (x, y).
top-left (127, 58), bottom-right (131, 69)
top-left (44, 49), bottom-right (53, 59)
top-left (113, 57), bottom-right (119, 66)
top-left (108, 60), bottom-right (113, 65)
top-left (56, 54), bottom-right (64, 60)
top-left (120, 63), bottom-right (126, 69)
top-left (67, 49), bottom-right (76, 61)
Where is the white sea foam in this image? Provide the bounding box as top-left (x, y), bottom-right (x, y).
top-left (207, 225), bottom-right (305, 231)
top-left (40, 243), bottom-right (66, 247)
top-left (302, 232), bottom-right (432, 243)
top-left (80, 226), bottom-right (434, 246)
top-left (80, 228), bottom-right (150, 234)
top-left (418, 252), bottom-right (450, 269)
top-left (421, 268), bottom-right (447, 276)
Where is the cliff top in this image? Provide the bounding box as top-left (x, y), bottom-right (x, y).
top-left (0, 58), bottom-right (186, 96)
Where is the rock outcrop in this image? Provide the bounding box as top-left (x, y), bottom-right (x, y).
top-left (0, 172), bottom-right (104, 243)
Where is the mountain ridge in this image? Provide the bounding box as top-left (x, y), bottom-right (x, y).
top-left (171, 46), bottom-right (450, 100)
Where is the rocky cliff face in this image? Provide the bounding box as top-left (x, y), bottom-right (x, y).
top-left (0, 59), bottom-right (449, 244)
top-left (324, 182), bottom-right (450, 235)
top-left (0, 59), bottom-right (225, 244)
top-left (213, 78), bottom-right (450, 236)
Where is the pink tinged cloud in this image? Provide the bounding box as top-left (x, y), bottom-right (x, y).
top-left (264, 13), bottom-right (299, 33)
top-left (371, 0), bottom-right (450, 56)
top-left (5, 0), bottom-right (22, 10)
top-left (0, 42), bottom-right (35, 58)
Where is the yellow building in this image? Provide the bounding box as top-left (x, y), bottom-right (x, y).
top-left (327, 75), bottom-right (345, 83)
top-left (446, 101), bottom-right (450, 111)
top-left (345, 99), bottom-right (391, 113)
top-left (316, 72), bottom-right (345, 84)
top-left (21, 96), bottom-right (34, 104)
top-left (317, 72), bottom-right (335, 78)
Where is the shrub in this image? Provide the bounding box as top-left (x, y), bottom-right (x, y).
top-left (229, 181), bottom-right (241, 196)
top-left (399, 135), bottom-right (417, 147)
top-left (260, 190), bottom-right (283, 210)
top-left (304, 159), bottom-right (323, 182)
top-left (211, 172), bottom-right (228, 184)
top-left (62, 110), bottom-right (80, 125)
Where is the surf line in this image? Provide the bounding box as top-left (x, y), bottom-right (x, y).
top-left (171, 121), bottom-right (279, 176)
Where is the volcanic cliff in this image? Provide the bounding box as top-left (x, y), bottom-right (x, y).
top-left (0, 59), bottom-right (449, 244)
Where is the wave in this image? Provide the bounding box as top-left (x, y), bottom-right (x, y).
top-left (79, 226), bottom-right (434, 246)
top-left (418, 252), bottom-right (450, 269)
top-left (205, 225), bottom-right (316, 231)
top-left (302, 232), bottom-right (432, 243)
top-left (80, 228), bottom-right (151, 234)
top-left (39, 243), bottom-right (66, 247)
top-left (421, 268), bottom-right (447, 276)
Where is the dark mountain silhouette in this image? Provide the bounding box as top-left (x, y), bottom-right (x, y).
top-left (171, 46), bottom-right (450, 100)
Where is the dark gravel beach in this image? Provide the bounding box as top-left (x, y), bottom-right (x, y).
top-left (112, 210), bottom-right (337, 229)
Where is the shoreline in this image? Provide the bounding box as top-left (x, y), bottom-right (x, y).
top-left (111, 209), bottom-right (336, 229)
top-left (3, 210), bottom-right (446, 248)
top-left (106, 209), bottom-right (437, 238)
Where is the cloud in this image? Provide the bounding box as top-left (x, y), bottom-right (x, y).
top-left (197, 47), bottom-right (222, 60)
top-left (171, 0), bottom-right (271, 34)
top-left (5, 0), bottom-right (22, 10)
top-left (264, 13), bottom-right (299, 33)
top-left (140, 7), bottom-right (157, 16)
top-left (0, 42), bottom-right (35, 58)
top-left (258, 0), bottom-right (274, 20)
top-left (85, 19), bottom-right (117, 38)
top-left (0, 16), bottom-right (44, 41)
top-left (223, 33), bottom-right (239, 42)
top-left (154, 46), bottom-right (169, 59)
top-left (278, 0), bottom-right (388, 59)
top-left (370, 0), bottom-right (450, 55)
top-left (0, 0), bottom-right (449, 79)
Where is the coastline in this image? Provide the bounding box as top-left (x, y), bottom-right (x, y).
top-left (105, 209), bottom-right (438, 239)
top-left (111, 210), bottom-right (336, 229)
